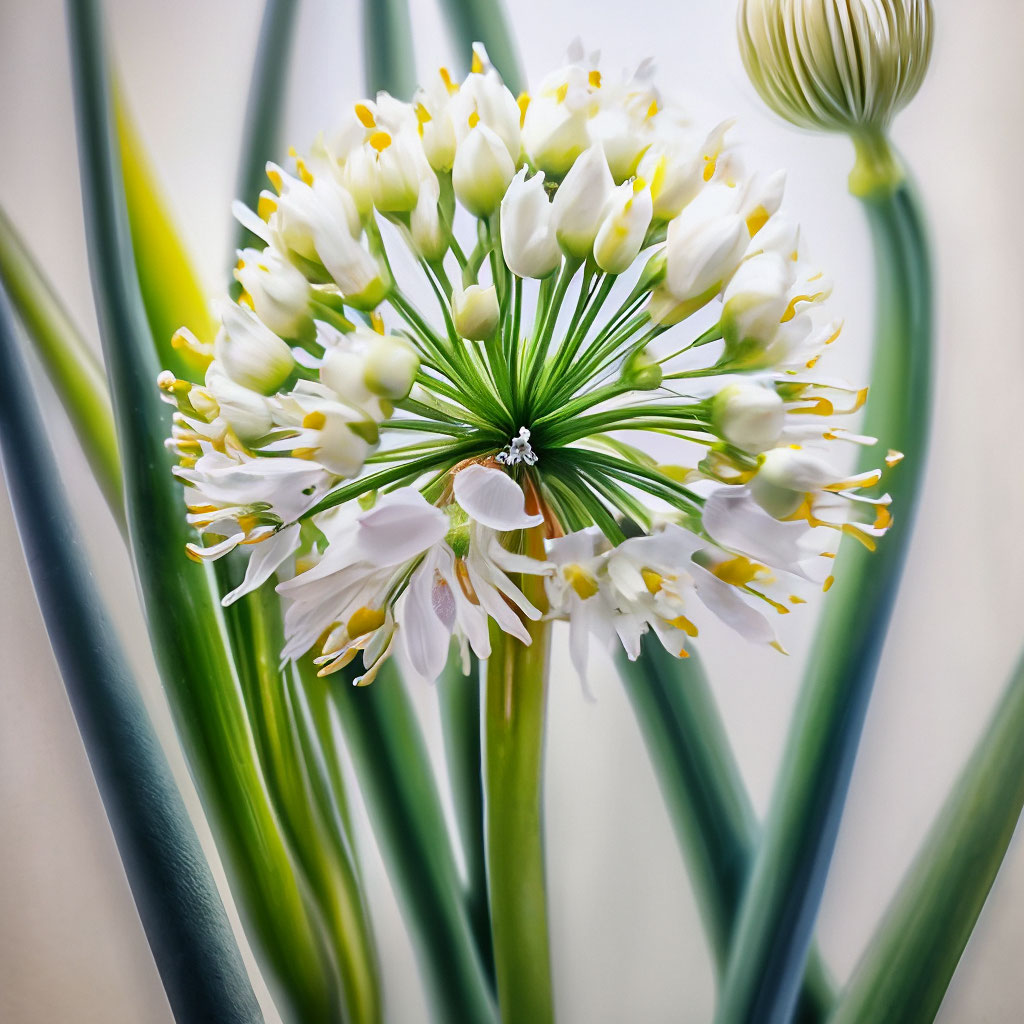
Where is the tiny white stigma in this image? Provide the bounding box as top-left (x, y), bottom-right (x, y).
top-left (496, 427), bottom-right (538, 467)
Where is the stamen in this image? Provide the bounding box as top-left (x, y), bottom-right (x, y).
top-left (496, 427), bottom-right (538, 467)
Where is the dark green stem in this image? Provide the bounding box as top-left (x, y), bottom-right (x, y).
top-left (829, 650), bottom-right (1024, 1024)
top-left (714, 169), bottom-right (933, 1024)
top-left (362, 0), bottom-right (417, 101)
top-left (0, 285), bottom-right (263, 1024)
top-left (436, 0), bottom-right (523, 94)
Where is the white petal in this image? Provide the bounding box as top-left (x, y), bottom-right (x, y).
top-left (356, 489), bottom-right (448, 565)
top-left (453, 464), bottom-right (543, 530)
top-left (702, 487), bottom-right (808, 573)
top-left (222, 525), bottom-right (301, 606)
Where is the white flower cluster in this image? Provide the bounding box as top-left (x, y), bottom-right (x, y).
top-left (160, 42), bottom-right (896, 686)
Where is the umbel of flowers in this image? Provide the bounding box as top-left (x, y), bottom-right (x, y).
top-left (159, 40), bottom-right (894, 686)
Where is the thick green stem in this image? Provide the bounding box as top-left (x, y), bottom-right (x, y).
top-left (714, 148), bottom-right (933, 1024)
top-left (0, 207), bottom-right (122, 516)
top-left (484, 529), bottom-right (555, 1024)
top-left (0, 285), bottom-right (262, 1024)
top-left (361, 0), bottom-right (417, 102)
top-left (436, 0), bottom-right (523, 94)
top-left (829, 650), bottom-right (1024, 1024)
top-left (617, 644), bottom-right (834, 1022)
top-left (327, 659), bottom-right (497, 1024)
top-left (438, 649), bottom-right (495, 988)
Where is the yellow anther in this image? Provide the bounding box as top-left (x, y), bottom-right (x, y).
top-left (257, 193), bottom-right (278, 220)
top-left (236, 513), bottom-right (259, 533)
top-left (369, 130), bottom-right (392, 152)
top-left (668, 615), bottom-right (699, 638)
top-left (516, 92), bottom-right (530, 126)
top-left (555, 81), bottom-right (569, 103)
top-left (711, 556), bottom-right (762, 587)
top-left (370, 311), bottom-right (385, 334)
top-left (791, 397), bottom-right (834, 417)
top-left (588, 69), bottom-right (602, 88)
top-left (354, 103), bottom-right (376, 128)
top-left (746, 204), bottom-right (770, 236)
top-left (471, 49), bottom-right (484, 74)
top-left (649, 154), bottom-right (667, 198)
top-left (641, 569), bottom-right (663, 594)
top-left (565, 564), bottom-right (600, 600)
top-left (633, 177), bottom-right (647, 193)
top-left (348, 606), bottom-right (386, 638)
top-left (789, 595), bottom-right (807, 605)
top-left (303, 410), bottom-right (327, 430)
top-left (885, 449), bottom-right (904, 467)
top-left (295, 157), bottom-right (314, 186)
top-left (823, 575), bottom-right (836, 593)
top-left (266, 166), bottom-right (283, 192)
top-left (782, 290), bottom-right (827, 323)
top-left (468, 110), bottom-right (480, 128)
top-left (439, 66), bottom-right (458, 94)
top-left (415, 101), bottom-right (432, 124)
top-left (874, 505), bottom-right (893, 530)
top-left (646, 99), bottom-right (659, 118)
top-left (841, 524), bottom-right (878, 551)
top-left (703, 154), bottom-right (718, 182)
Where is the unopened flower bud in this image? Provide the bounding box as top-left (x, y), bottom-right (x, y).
top-left (594, 179), bottom-right (653, 274)
top-left (711, 382), bottom-right (785, 453)
top-left (452, 281), bottom-right (500, 341)
top-left (621, 348), bottom-right (662, 391)
top-left (214, 303), bottom-right (294, 394)
top-left (364, 335), bottom-right (420, 400)
top-left (750, 447), bottom-right (829, 518)
top-left (551, 145), bottom-right (614, 259)
top-left (452, 122), bottom-right (516, 217)
top-left (737, 0), bottom-right (933, 193)
top-left (234, 247), bottom-right (310, 338)
top-left (500, 169), bottom-right (561, 279)
top-left (205, 364), bottom-right (274, 441)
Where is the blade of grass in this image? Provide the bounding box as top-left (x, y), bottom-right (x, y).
top-left (714, 174), bottom-right (933, 1024)
top-left (115, 90), bottom-right (217, 379)
top-left (829, 649), bottom-right (1024, 1024)
top-left (362, 0), bottom-right (417, 101)
top-left (0, 207), bottom-right (122, 515)
top-left (65, 2), bottom-right (342, 1018)
top-left (233, 0), bottom-right (300, 258)
top-left (438, 649), bottom-right (495, 987)
top-left (435, 0), bottom-right (523, 94)
top-left (0, 283), bottom-right (263, 1024)
top-left (617, 644), bottom-right (833, 1022)
top-left (325, 658), bottom-right (498, 1024)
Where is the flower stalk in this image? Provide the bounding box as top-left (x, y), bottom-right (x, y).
top-left (484, 525), bottom-right (555, 1024)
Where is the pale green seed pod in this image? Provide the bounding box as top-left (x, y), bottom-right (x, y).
top-left (737, 0), bottom-right (934, 192)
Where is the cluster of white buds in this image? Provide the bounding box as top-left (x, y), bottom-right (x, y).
top-left (161, 42), bottom-right (898, 685)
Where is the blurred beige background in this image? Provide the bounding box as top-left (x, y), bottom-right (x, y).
top-left (2, 1), bottom-right (1023, 1021)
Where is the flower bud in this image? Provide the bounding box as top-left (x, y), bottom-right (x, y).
top-left (409, 176), bottom-right (447, 262)
top-left (737, 0), bottom-right (933, 192)
top-left (452, 281), bottom-right (500, 341)
top-left (313, 221), bottom-right (390, 310)
top-left (500, 169), bottom-right (561, 279)
top-left (205, 363), bottom-right (274, 441)
top-left (711, 382), bottom-right (785, 453)
top-left (621, 347), bottom-right (662, 391)
top-left (522, 91), bottom-right (591, 178)
top-left (551, 145), bottom-right (614, 260)
top-left (367, 129), bottom-right (422, 213)
top-left (749, 447), bottom-right (830, 519)
top-left (593, 178), bottom-right (653, 274)
top-left (364, 335), bottom-right (420, 400)
top-left (234, 247), bottom-right (310, 338)
top-left (452, 122), bottom-right (517, 217)
top-left (214, 303), bottom-right (294, 395)
top-left (455, 55), bottom-right (522, 162)
top-left (415, 71), bottom-right (459, 172)
top-left (720, 252), bottom-right (791, 361)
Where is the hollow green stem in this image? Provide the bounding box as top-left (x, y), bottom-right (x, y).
top-left (484, 526), bottom-right (555, 1024)
top-left (714, 158), bottom-right (933, 1024)
top-left (829, 650), bottom-right (1024, 1024)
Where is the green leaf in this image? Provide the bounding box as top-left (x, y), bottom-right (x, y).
top-left (438, 649), bottom-right (495, 987)
top-left (327, 659), bottom-right (498, 1024)
top-left (829, 650), bottom-right (1024, 1024)
top-left (714, 173), bottom-right (933, 1024)
top-left (232, 0), bottom-right (301, 259)
top-left (116, 90), bottom-right (217, 378)
top-left (362, 0), bottom-right (417, 101)
top-left (436, 0), bottom-right (524, 94)
top-left (0, 284), bottom-right (263, 1023)
top-left (617, 644), bottom-right (834, 1022)
top-left (65, 2), bottom-right (341, 1018)
top-left (0, 206), bottom-right (122, 517)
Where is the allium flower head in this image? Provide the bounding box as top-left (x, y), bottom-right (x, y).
top-left (160, 43), bottom-right (897, 685)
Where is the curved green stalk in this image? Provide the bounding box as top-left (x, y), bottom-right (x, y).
top-left (233, 0), bottom-right (301, 258)
top-left (116, 91), bottom-right (217, 378)
top-left (66, 3), bottom-right (339, 1018)
top-left (436, 0), bottom-right (523, 94)
top-left (0, 207), bottom-right (122, 516)
top-left (439, 649), bottom-right (495, 987)
top-left (617, 644), bottom-right (834, 1022)
top-left (327, 659), bottom-right (498, 1024)
top-left (714, 152), bottom-right (933, 1024)
top-left (829, 650), bottom-right (1024, 1024)
top-left (0, 285), bottom-right (263, 1024)
top-left (362, 0), bottom-right (417, 100)
top-left (484, 529), bottom-right (554, 1024)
